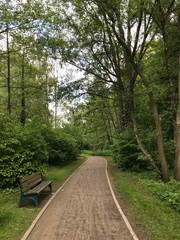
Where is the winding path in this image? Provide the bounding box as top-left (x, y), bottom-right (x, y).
top-left (22, 157), bottom-right (139, 240)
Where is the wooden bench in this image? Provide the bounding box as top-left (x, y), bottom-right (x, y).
top-left (18, 172), bottom-right (52, 207)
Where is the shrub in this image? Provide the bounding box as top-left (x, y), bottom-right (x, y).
top-left (41, 127), bottom-right (80, 166)
top-left (0, 121), bottom-right (48, 189)
top-left (112, 128), bottom-right (151, 172)
top-left (0, 117), bottom-right (81, 188)
top-left (61, 124), bottom-right (85, 150)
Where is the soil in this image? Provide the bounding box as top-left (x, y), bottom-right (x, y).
top-left (23, 157), bottom-right (147, 240)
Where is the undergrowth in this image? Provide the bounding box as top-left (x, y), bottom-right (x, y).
top-left (139, 178), bottom-right (180, 212)
top-left (82, 149), bottom-right (112, 156)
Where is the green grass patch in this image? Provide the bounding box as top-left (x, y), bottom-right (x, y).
top-left (0, 190), bottom-right (39, 240)
top-left (0, 157), bottom-right (85, 240)
top-left (109, 160), bottom-right (180, 240)
top-left (139, 178), bottom-right (180, 212)
top-left (82, 149), bottom-right (112, 156)
top-left (47, 157), bottom-right (85, 191)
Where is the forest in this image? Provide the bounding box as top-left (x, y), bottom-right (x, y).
top-left (0, 0), bottom-right (180, 190)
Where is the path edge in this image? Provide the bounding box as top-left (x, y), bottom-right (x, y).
top-left (21, 158), bottom-right (88, 240)
top-left (105, 158), bottom-right (139, 240)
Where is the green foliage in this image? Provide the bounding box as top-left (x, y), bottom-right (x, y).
top-left (140, 179), bottom-right (180, 212)
top-left (0, 115), bottom-right (82, 188)
top-left (0, 118), bottom-right (48, 188)
top-left (112, 128), bottom-right (151, 172)
top-left (41, 126), bottom-right (80, 166)
top-left (83, 149), bottom-right (112, 156)
top-left (61, 123), bottom-right (86, 150)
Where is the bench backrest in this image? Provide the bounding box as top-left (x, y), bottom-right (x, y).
top-left (20, 172), bottom-right (42, 193)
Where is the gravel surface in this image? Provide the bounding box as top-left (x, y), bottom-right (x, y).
top-left (25, 157), bottom-right (137, 240)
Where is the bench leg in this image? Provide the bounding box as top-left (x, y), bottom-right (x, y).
top-left (18, 195), bottom-right (38, 208)
top-left (49, 183), bottom-right (52, 192)
top-left (18, 196), bottom-right (24, 208)
top-left (29, 195), bottom-right (38, 207)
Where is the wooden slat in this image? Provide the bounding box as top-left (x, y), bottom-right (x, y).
top-left (21, 172), bottom-right (40, 182)
top-left (27, 181), bottom-right (52, 194)
top-left (20, 173), bottom-right (42, 192)
top-left (21, 173), bottom-right (41, 184)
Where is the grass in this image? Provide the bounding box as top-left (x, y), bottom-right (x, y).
top-left (46, 158), bottom-right (85, 191)
top-left (108, 160), bottom-right (180, 240)
top-left (82, 149), bottom-right (112, 156)
top-left (1, 154), bottom-right (179, 240)
top-left (0, 157), bottom-right (85, 240)
top-left (0, 192), bottom-right (38, 240)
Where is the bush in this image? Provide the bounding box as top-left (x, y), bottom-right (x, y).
top-left (0, 120), bottom-right (48, 188)
top-left (41, 127), bottom-right (80, 166)
top-left (0, 117), bottom-right (81, 188)
top-left (61, 124), bottom-right (85, 150)
top-left (112, 128), bottom-right (151, 172)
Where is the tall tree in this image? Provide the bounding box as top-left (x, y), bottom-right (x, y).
top-left (55, 0), bottom-right (170, 181)
top-left (147, 0), bottom-right (180, 179)
top-left (0, 0), bottom-right (58, 124)
top-left (175, 9), bottom-right (180, 180)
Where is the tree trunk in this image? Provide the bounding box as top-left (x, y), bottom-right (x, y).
top-left (21, 52), bottom-right (26, 126)
top-left (141, 73), bottom-right (169, 182)
top-left (161, 23), bottom-right (177, 171)
top-left (115, 86), bottom-right (124, 133)
top-left (54, 83), bottom-right (58, 128)
top-left (129, 75), bottom-right (161, 175)
top-left (174, 10), bottom-right (180, 180)
top-left (175, 54), bottom-right (180, 180)
top-left (6, 26), bottom-right (11, 114)
top-left (131, 111), bottom-right (162, 175)
top-left (101, 109), bottom-right (113, 145)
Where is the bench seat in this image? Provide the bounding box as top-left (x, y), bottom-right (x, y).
top-left (27, 180), bottom-right (52, 195)
top-left (18, 172), bottom-right (52, 207)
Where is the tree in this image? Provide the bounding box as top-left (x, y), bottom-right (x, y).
top-left (53, 0), bottom-right (170, 181)
top-left (0, 0), bottom-right (57, 125)
top-left (175, 9), bottom-right (180, 180)
top-left (147, 0), bottom-right (180, 179)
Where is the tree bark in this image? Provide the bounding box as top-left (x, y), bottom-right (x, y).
top-left (115, 85), bottom-right (124, 133)
top-left (128, 73), bottom-right (162, 175)
top-left (174, 9), bottom-right (180, 180)
top-left (21, 52), bottom-right (26, 126)
top-left (175, 52), bottom-right (180, 180)
top-left (131, 111), bottom-right (162, 175)
top-left (140, 73), bottom-right (169, 182)
top-left (54, 83), bottom-right (58, 128)
top-left (6, 26), bottom-right (11, 114)
top-left (100, 108), bottom-right (113, 145)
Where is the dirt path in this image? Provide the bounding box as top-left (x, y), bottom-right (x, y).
top-left (22, 157), bottom-right (139, 240)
